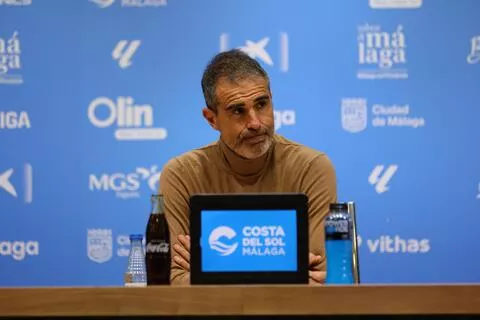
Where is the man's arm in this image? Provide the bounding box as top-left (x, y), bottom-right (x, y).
top-left (301, 153), bottom-right (337, 273)
top-left (159, 159), bottom-right (191, 285)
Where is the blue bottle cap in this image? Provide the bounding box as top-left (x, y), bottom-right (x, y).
top-left (129, 234), bottom-right (143, 241)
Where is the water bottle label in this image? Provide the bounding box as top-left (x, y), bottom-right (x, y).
top-left (124, 272), bottom-right (147, 287)
top-left (124, 272), bottom-right (132, 284)
top-left (124, 282), bottom-right (147, 287)
top-left (325, 219), bottom-right (351, 241)
top-left (325, 220), bottom-right (349, 234)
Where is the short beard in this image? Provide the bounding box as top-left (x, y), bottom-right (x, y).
top-left (235, 127), bottom-right (273, 159)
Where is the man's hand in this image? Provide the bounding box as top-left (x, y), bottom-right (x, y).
top-left (309, 252), bottom-right (326, 285)
top-left (173, 235), bottom-right (191, 271)
top-left (172, 237), bottom-right (325, 284)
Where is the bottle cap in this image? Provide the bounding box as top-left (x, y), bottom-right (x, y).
top-left (129, 234), bottom-right (143, 241)
top-left (329, 203), bottom-right (348, 212)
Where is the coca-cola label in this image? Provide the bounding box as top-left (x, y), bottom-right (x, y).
top-left (146, 241), bottom-right (169, 254)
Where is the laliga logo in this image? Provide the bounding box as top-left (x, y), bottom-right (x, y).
top-left (208, 226), bottom-right (238, 256)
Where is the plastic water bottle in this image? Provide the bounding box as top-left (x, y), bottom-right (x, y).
top-left (324, 203), bottom-right (354, 284)
top-left (124, 234), bottom-right (147, 287)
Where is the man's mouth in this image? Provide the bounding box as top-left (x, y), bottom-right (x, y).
top-left (243, 134), bottom-right (267, 144)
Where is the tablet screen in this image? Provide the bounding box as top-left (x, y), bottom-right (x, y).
top-left (200, 209), bottom-right (298, 272)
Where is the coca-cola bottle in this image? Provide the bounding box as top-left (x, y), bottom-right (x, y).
top-left (145, 194), bottom-right (171, 285)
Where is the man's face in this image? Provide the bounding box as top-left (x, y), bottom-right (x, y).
top-left (203, 76), bottom-right (275, 159)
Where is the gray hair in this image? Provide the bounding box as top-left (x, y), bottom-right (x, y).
top-left (201, 49), bottom-right (270, 112)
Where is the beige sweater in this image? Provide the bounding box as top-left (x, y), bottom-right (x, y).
top-left (159, 134), bottom-right (337, 285)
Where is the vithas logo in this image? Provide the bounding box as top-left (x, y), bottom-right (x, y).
top-left (112, 40), bottom-right (141, 69)
top-left (369, 165), bottom-right (398, 194)
top-left (88, 96), bottom-right (167, 141)
top-left (357, 235), bottom-right (430, 254)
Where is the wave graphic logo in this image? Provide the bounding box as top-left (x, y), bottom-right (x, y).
top-left (208, 226), bottom-right (238, 256)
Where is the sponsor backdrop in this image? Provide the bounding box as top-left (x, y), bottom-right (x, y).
top-left (0, 0), bottom-right (479, 286)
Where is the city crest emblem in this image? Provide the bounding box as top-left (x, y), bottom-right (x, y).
top-left (87, 229), bottom-right (113, 263)
top-left (341, 98), bottom-right (367, 133)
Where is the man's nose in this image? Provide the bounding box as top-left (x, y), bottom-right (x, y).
top-left (245, 109), bottom-right (261, 130)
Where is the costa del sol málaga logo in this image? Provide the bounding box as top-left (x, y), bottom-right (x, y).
top-left (208, 226), bottom-right (238, 256)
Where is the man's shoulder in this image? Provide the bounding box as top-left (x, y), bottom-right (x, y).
top-left (274, 134), bottom-right (331, 165)
top-left (162, 141), bottom-right (219, 174)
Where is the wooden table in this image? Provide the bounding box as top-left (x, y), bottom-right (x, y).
top-left (0, 284), bottom-right (479, 318)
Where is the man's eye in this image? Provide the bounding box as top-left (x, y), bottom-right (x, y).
top-left (232, 107), bottom-right (244, 115)
top-left (257, 100), bottom-right (268, 109)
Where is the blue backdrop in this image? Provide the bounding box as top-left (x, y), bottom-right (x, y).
top-left (1, 0), bottom-right (479, 286)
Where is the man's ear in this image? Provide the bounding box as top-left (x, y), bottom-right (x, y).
top-left (202, 107), bottom-right (219, 131)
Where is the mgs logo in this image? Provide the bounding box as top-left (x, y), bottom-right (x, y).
top-left (89, 165), bottom-right (161, 199)
top-left (87, 229), bottom-right (113, 263)
top-left (208, 226), bottom-right (238, 256)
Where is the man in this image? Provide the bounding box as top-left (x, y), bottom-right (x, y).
top-left (159, 49), bottom-right (337, 285)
